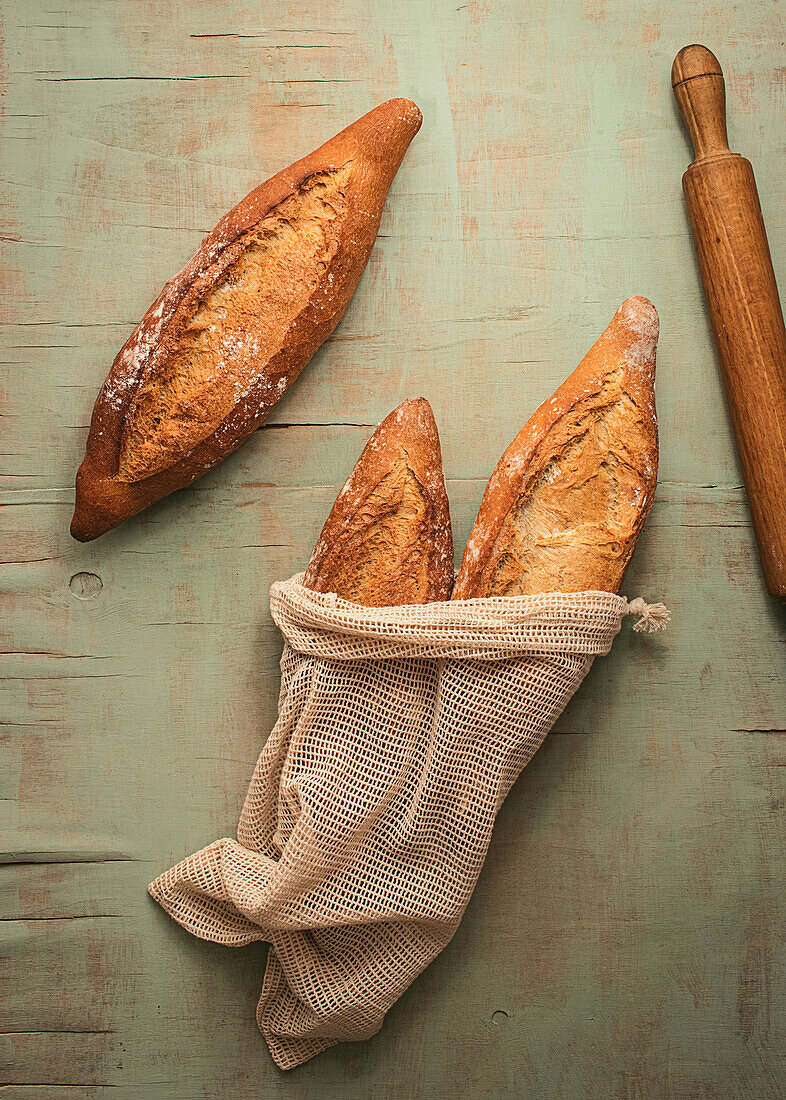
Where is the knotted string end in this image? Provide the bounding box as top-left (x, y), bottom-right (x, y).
top-left (624, 597), bottom-right (671, 633)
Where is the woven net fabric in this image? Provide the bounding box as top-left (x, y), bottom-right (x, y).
top-left (149, 574), bottom-right (644, 1070)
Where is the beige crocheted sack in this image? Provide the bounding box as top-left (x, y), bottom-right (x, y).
top-left (149, 574), bottom-right (667, 1069)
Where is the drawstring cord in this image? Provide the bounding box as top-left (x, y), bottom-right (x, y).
top-left (623, 597), bottom-right (670, 633)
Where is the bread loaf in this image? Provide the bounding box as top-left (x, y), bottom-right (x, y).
top-left (453, 296), bottom-right (659, 598)
top-left (71, 99), bottom-right (423, 542)
top-left (304, 399), bottom-right (453, 605)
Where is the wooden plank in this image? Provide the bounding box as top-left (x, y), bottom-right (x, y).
top-left (2, 0), bottom-right (785, 1096)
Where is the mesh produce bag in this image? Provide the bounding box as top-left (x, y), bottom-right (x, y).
top-left (149, 573), bottom-right (668, 1069)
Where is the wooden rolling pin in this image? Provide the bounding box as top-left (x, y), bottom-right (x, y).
top-left (672, 44), bottom-right (786, 597)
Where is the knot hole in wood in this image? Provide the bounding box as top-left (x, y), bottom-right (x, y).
top-left (69, 571), bottom-right (103, 599)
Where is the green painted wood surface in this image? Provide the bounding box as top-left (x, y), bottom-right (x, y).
top-left (2, 0), bottom-right (785, 1095)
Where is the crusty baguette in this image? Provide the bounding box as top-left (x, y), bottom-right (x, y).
top-left (304, 399), bottom-right (453, 605)
top-left (71, 99), bottom-right (423, 542)
top-left (453, 296), bottom-right (659, 598)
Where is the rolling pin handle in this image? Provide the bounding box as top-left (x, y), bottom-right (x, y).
top-left (672, 45), bottom-right (730, 162)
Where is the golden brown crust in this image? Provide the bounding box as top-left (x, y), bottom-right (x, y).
top-left (453, 296), bottom-right (659, 599)
top-left (117, 164), bottom-right (355, 484)
top-left (304, 399), bottom-right (454, 606)
top-left (71, 99), bottom-right (423, 542)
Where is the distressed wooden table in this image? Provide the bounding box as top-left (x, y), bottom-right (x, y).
top-left (2, 1), bottom-right (785, 1096)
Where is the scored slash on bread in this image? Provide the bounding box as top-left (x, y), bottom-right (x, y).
top-left (71, 99), bottom-right (423, 542)
top-left (453, 296), bottom-right (659, 599)
top-left (304, 399), bottom-right (454, 606)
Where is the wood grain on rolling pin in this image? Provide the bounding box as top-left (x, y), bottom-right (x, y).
top-left (673, 45), bottom-right (786, 597)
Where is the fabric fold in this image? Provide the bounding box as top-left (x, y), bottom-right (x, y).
top-left (150, 574), bottom-right (661, 1069)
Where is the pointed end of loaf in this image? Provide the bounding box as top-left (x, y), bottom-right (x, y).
top-left (71, 489), bottom-right (110, 542)
top-left (597, 296), bottom-right (659, 409)
top-left (345, 99), bottom-right (423, 177)
top-left (613, 296), bottom-right (659, 372)
top-left (616, 294), bottom-right (659, 338)
top-left (70, 504), bottom-right (101, 543)
top-left (71, 468), bottom-right (100, 542)
top-left (305, 396), bottom-right (452, 605)
top-left (383, 396), bottom-right (436, 439)
top-left (71, 464), bottom-right (132, 542)
top-left (368, 398), bottom-right (443, 496)
top-left (374, 98), bottom-right (423, 135)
